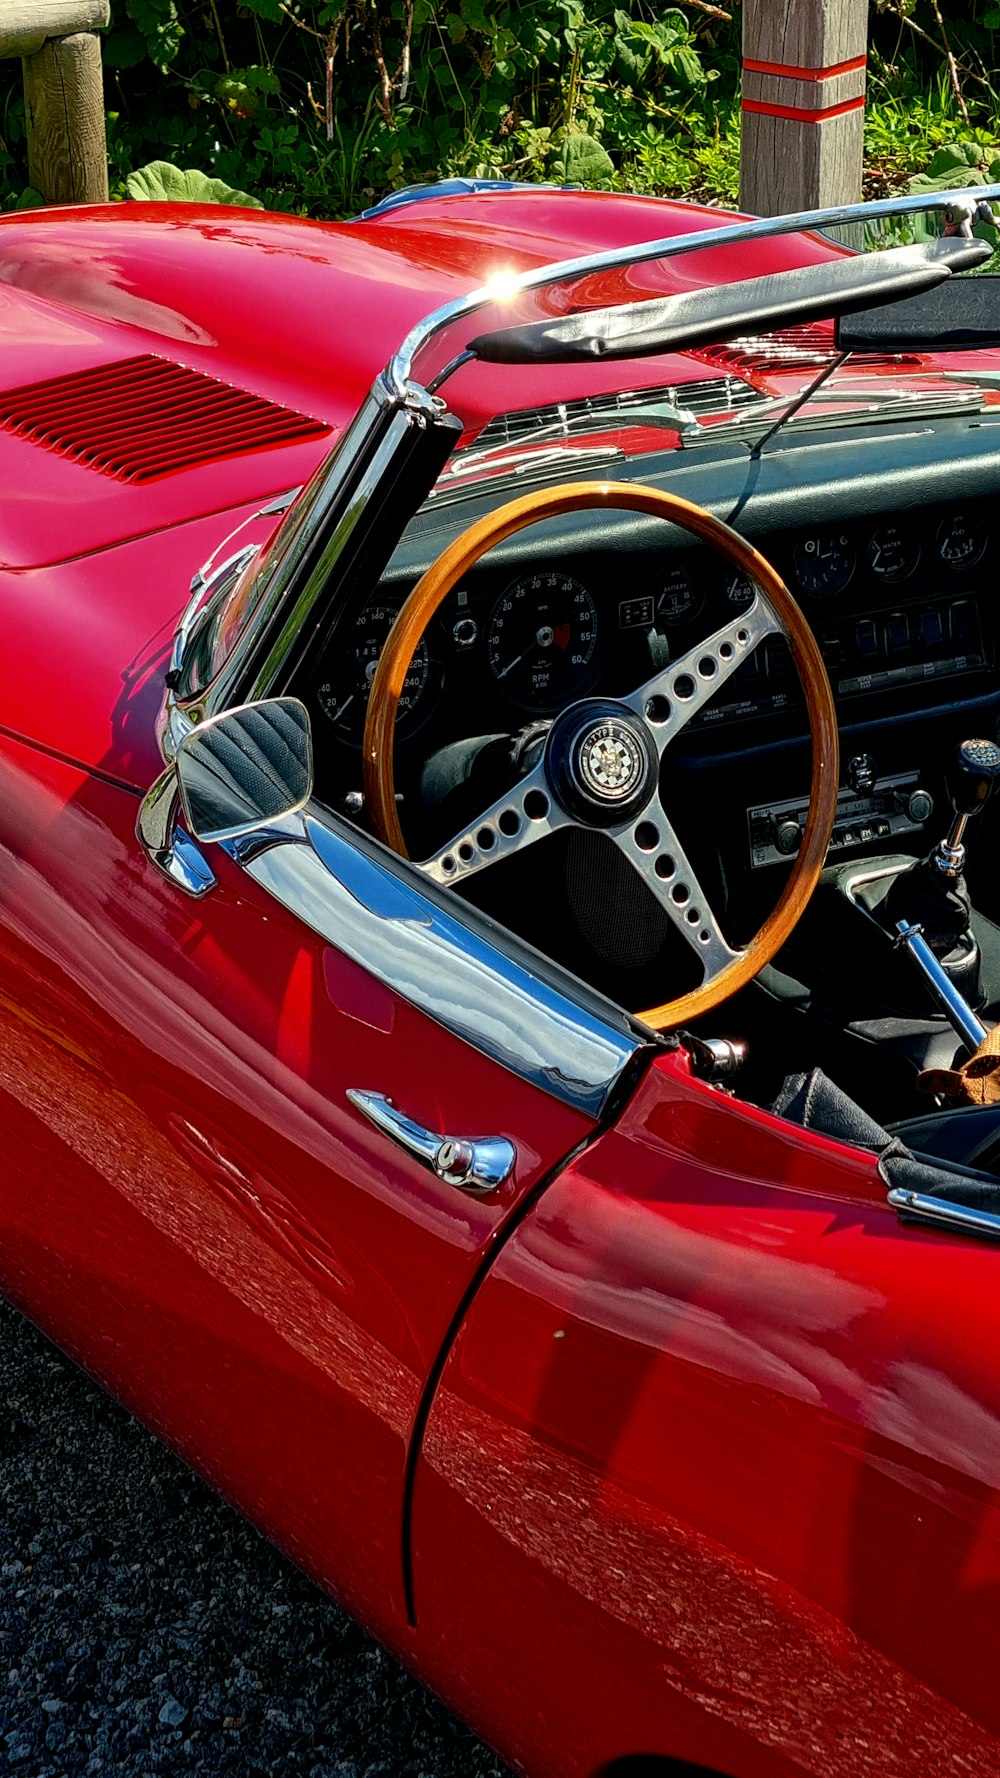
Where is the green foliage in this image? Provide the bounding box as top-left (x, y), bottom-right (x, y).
top-left (0, 0), bottom-right (735, 216)
top-left (1, 2), bottom-right (1000, 220)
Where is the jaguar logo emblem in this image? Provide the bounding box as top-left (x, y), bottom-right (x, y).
top-left (577, 721), bottom-right (643, 801)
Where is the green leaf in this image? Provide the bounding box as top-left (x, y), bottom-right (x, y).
top-left (547, 133), bottom-right (614, 188)
top-left (14, 187), bottom-right (45, 210)
top-left (667, 44), bottom-right (706, 91)
top-left (927, 141), bottom-right (985, 177)
top-left (240, 65), bottom-right (282, 95)
top-left (125, 161), bottom-right (265, 207)
top-left (614, 38), bottom-right (648, 88)
top-left (126, 0), bottom-right (182, 71)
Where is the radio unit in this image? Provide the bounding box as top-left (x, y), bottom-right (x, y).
top-left (747, 771), bottom-right (933, 870)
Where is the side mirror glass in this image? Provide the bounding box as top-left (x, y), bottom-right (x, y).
top-left (176, 698), bottom-right (313, 844)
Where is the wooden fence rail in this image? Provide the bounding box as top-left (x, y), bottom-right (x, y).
top-left (1, 1), bottom-right (110, 205)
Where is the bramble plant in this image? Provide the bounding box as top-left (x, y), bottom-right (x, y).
top-left (1, 2), bottom-right (1000, 217)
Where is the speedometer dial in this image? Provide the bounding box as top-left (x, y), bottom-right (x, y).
top-left (316, 598), bottom-right (436, 743)
top-left (487, 571), bottom-right (599, 710)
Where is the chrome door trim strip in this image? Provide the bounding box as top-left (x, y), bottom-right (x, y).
top-left (242, 808), bottom-right (644, 1117)
top-left (888, 1186), bottom-right (1000, 1245)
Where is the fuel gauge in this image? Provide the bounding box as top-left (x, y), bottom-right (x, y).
top-left (937, 513), bottom-right (988, 570)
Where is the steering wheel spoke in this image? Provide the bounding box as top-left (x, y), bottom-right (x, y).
top-left (611, 799), bottom-right (740, 978)
top-left (420, 759), bottom-right (570, 887)
top-left (622, 592), bottom-right (782, 753)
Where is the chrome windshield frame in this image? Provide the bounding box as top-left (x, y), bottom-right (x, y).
top-left (387, 183), bottom-right (1000, 394)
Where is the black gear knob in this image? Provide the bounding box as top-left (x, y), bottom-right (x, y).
top-left (948, 738), bottom-right (1000, 817)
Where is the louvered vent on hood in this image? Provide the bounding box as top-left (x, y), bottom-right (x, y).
top-left (0, 354), bottom-right (331, 483)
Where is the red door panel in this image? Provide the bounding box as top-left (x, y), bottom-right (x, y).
top-left (0, 732), bottom-right (592, 1645)
top-left (410, 1050), bottom-right (1000, 1778)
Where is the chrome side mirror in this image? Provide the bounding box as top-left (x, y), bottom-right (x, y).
top-left (176, 698), bottom-right (313, 844)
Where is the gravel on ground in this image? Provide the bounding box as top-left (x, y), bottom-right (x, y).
top-left (0, 1297), bottom-right (511, 1778)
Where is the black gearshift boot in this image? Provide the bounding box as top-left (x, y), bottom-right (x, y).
top-left (883, 852), bottom-right (983, 1004)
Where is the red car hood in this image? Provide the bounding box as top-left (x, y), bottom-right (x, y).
top-left (0, 190), bottom-right (849, 573)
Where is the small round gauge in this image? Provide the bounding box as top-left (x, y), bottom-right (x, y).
top-left (487, 571), bottom-right (599, 709)
top-left (869, 524), bottom-right (920, 582)
top-left (656, 563), bottom-right (704, 627)
top-left (937, 512), bottom-right (988, 571)
top-left (316, 598), bottom-right (435, 742)
top-left (793, 533), bottom-right (856, 598)
top-left (722, 570), bottom-right (757, 615)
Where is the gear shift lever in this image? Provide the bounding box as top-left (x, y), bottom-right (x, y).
top-left (885, 738), bottom-right (1000, 1004)
top-left (935, 738), bottom-right (1000, 878)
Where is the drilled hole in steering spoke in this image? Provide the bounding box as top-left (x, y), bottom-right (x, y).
top-left (670, 882), bottom-right (690, 906)
top-left (441, 854), bottom-right (457, 875)
top-left (645, 695), bottom-right (670, 725)
top-left (697, 657), bottom-right (717, 680)
top-left (719, 642), bottom-right (734, 662)
top-left (477, 827), bottom-right (496, 852)
top-left (458, 842), bottom-right (476, 864)
top-left (498, 810), bottom-right (521, 838)
top-left (685, 907), bottom-right (700, 925)
top-left (673, 674), bottom-right (695, 701)
top-left (654, 855), bottom-right (675, 880)
top-left (635, 821), bottom-right (659, 852)
top-left (523, 788), bottom-right (550, 821)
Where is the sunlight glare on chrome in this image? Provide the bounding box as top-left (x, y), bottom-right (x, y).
top-left (483, 267), bottom-right (522, 302)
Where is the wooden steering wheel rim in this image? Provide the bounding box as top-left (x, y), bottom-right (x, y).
top-left (363, 481), bottom-right (839, 1031)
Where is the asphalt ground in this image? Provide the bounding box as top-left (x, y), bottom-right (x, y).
top-left (0, 1297), bottom-right (511, 1777)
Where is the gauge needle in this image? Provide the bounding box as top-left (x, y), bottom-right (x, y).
top-left (333, 693), bottom-right (355, 721)
top-left (496, 653), bottom-right (524, 680)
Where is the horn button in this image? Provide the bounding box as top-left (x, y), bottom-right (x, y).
top-left (546, 701), bottom-right (658, 827)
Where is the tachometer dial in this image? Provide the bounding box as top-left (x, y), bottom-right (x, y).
top-left (869, 524), bottom-right (920, 582)
top-left (792, 532), bottom-right (855, 599)
top-left (487, 571), bottom-right (599, 709)
top-left (937, 513), bottom-right (988, 570)
top-left (316, 598), bottom-right (435, 742)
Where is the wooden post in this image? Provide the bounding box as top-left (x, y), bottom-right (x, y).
top-left (0, 2), bottom-right (111, 206)
top-left (740, 0), bottom-right (868, 218)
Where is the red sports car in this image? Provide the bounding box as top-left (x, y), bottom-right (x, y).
top-left (5, 179), bottom-right (1000, 1778)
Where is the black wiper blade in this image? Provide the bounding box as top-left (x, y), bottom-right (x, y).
top-left (468, 236), bottom-right (992, 366)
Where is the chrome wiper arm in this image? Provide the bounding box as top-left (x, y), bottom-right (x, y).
top-left (681, 383), bottom-right (985, 449)
top-left (386, 184), bottom-right (1000, 396)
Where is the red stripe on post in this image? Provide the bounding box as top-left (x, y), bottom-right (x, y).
top-left (741, 95), bottom-right (867, 124)
top-left (743, 53), bottom-right (867, 82)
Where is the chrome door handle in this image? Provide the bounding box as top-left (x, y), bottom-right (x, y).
top-left (347, 1090), bottom-right (515, 1194)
